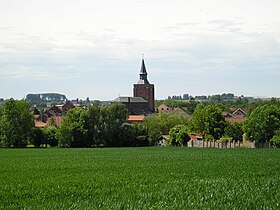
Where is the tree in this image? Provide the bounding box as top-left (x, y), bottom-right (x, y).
top-left (0, 99), bottom-right (34, 147)
top-left (224, 123), bottom-right (244, 142)
top-left (116, 123), bottom-right (149, 147)
top-left (270, 129), bottom-right (280, 148)
top-left (209, 95), bottom-right (222, 103)
top-left (56, 108), bottom-right (87, 147)
top-left (56, 124), bottom-right (72, 147)
top-left (190, 104), bottom-right (226, 140)
top-left (81, 106), bottom-right (101, 147)
top-left (43, 127), bottom-right (58, 147)
top-left (56, 103), bottom-right (129, 147)
top-left (26, 93), bottom-right (67, 103)
top-left (184, 101), bottom-right (199, 114)
top-left (130, 124), bottom-right (149, 146)
top-left (169, 124), bottom-right (190, 146)
top-left (159, 99), bottom-right (199, 114)
top-left (30, 127), bottom-right (45, 147)
top-left (244, 104), bottom-right (280, 143)
top-left (99, 103), bottom-right (128, 147)
top-left (143, 112), bottom-right (188, 145)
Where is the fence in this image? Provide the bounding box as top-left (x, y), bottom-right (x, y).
top-left (187, 140), bottom-right (272, 148)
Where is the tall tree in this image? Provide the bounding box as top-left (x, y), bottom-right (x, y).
top-left (0, 99), bottom-right (34, 147)
top-left (100, 103), bottom-right (128, 147)
top-left (56, 103), bottom-right (129, 147)
top-left (224, 123), bottom-right (244, 142)
top-left (143, 112), bottom-right (188, 145)
top-left (244, 104), bottom-right (280, 143)
top-left (190, 104), bottom-right (226, 140)
top-left (81, 106), bottom-right (101, 147)
top-left (30, 127), bottom-right (45, 148)
top-left (42, 127), bottom-right (58, 147)
top-left (270, 129), bottom-right (280, 148)
top-left (56, 108), bottom-right (87, 147)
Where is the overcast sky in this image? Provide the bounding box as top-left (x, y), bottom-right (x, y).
top-left (1, 0), bottom-right (280, 100)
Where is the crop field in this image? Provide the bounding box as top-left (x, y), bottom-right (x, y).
top-left (0, 147), bottom-right (279, 209)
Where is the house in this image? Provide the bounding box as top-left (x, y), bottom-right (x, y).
top-left (232, 108), bottom-right (247, 117)
top-left (158, 104), bottom-right (171, 111)
top-left (190, 133), bottom-right (204, 141)
top-left (34, 121), bottom-right (48, 128)
top-left (43, 106), bottom-right (64, 118)
top-left (34, 114), bottom-right (48, 123)
top-left (127, 115), bottom-right (145, 124)
top-left (47, 116), bottom-right (63, 127)
top-left (222, 112), bottom-right (232, 118)
top-left (223, 108), bottom-right (247, 124)
top-left (55, 100), bottom-right (75, 112)
top-left (114, 96), bottom-right (152, 115)
top-left (34, 113), bottom-right (49, 128)
top-left (157, 104), bottom-right (191, 119)
top-left (35, 101), bottom-right (76, 128)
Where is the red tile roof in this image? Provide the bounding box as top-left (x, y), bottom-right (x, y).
top-left (127, 115), bottom-right (145, 124)
top-left (35, 121), bottom-right (47, 128)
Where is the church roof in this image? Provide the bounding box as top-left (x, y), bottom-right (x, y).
top-left (138, 59), bottom-right (150, 84)
top-left (114, 96), bottom-right (147, 103)
top-left (140, 59), bottom-right (147, 74)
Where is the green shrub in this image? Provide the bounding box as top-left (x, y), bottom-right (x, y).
top-left (217, 136), bottom-right (232, 143)
top-left (270, 130), bottom-right (280, 148)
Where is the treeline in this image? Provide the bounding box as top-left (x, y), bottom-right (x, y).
top-left (0, 99), bottom-right (149, 148)
top-left (1, 98), bottom-right (280, 148)
top-left (55, 103), bottom-right (149, 147)
top-left (167, 93), bottom-right (251, 102)
top-left (156, 96), bottom-right (280, 115)
top-left (26, 93), bottom-right (67, 103)
top-left (151, 103), bottom-right (280, 147)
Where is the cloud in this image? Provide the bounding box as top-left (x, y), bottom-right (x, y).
top-left (0, 26), bottom-right (11, 30)
top-left (1, 18), bottom-right (280, 81)
top-left (1, 0), bottom-right (280, 99)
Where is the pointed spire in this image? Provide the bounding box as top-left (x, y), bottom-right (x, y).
top-left (138, 57), bottom-right (150, 84)
top-left (140, 58), bottom-right (147, 74)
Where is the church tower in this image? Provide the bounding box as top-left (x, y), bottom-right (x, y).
top-left (133, 58), bottom-right (155, 112)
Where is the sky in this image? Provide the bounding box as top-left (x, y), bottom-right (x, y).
top-left (1, 0), bottom-right (280, 100)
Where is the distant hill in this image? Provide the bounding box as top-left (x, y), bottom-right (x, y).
top-left (26, 93), bottom-right (67, 103)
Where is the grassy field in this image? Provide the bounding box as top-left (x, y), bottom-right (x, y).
top-left (0, 147), bottom-right (279, 209)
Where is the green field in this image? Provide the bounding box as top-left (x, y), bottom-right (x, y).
top-left (0, 147), bottom-right (279, 209)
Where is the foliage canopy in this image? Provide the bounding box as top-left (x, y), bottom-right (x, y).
top-left (244, 104), bottom-right (280, 143)
top-left (169, 124), bottom-right (190, 146)
top-left (190, 104), bottom-right (226, 140)
top-left (0, 99), bottom-right (34, 147)
top-left (142, 112), bottom-right (188, 145)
